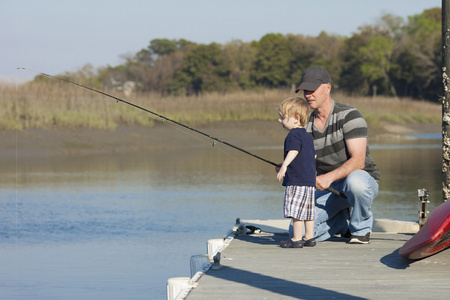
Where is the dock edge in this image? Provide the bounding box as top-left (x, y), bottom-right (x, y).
top-left (167, 218), bottom-right (245, 300)
top-left (166, 217), bottom-right (419, 299)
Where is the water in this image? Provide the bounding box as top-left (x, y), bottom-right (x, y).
top-left (0, 137), bottom-right (443, 299)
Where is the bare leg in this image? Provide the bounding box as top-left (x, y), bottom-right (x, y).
top-left (292, 218), bottom-right (304, 241)
top-left (304, 220), bottom-right (314, 240)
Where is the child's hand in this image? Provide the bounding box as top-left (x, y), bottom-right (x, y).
top-left (277, 166), bottom-right (287, 181)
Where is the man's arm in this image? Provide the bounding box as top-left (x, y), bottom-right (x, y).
top-left (315, 137), bottom-right (366, 191)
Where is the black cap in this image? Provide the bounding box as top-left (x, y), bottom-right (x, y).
top-left (295, 66), bottom-right (331, 92)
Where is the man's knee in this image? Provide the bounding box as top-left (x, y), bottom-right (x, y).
top-left (344, 170), bottom-right (377, 199)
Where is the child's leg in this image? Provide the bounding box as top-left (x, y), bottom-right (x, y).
top-left (304, 220), bottom-right (314, 240)
top-left (292, 218), bottom-right (304, 241)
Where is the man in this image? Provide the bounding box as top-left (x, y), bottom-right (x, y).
top-left (296, 66), bottom-right (380, 244)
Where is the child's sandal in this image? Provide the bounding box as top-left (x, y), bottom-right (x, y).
top-left (303, 237), bottom-right (316, 247)
top-left (280, 239), bottom-right (304, 248)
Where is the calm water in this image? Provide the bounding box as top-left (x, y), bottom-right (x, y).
top-left (0, 136), bottom-right (442, 299)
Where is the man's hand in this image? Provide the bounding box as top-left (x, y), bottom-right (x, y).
top-left (316, 174), bottom-right (334, 191)
top-left (316, 137), bottom-right (367, 190)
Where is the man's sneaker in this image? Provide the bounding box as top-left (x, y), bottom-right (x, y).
top-left (341, 229), bottom-right (351, 240)
top-left (348, 232), bottom-right (370, 244)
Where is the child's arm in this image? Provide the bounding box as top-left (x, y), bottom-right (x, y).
top-left (277, 150), bottom-right (299, 182)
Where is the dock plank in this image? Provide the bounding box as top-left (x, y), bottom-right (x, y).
top-left (187, 232), bottom-right (450, 299)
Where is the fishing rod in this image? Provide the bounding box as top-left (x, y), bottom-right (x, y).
top-left (17, 67), bottom-right (345, 198)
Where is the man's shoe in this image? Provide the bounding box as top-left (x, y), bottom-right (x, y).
top-left (348, 232), bottom-right (370, 244)
top-left (341, 229), bottom-right (351, 240)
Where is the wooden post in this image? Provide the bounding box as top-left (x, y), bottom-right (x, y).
top-left (442, 0), bottom-right (450, 202)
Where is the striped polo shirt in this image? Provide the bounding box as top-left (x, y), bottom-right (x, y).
top-left (305, 101), bottom-right (380, 181)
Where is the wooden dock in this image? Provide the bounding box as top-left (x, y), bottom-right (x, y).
top-left (178, 219), bottom-right (450, 300)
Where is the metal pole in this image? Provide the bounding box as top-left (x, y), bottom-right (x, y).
top-left (442, 0), bottom-right (450, 202)
top-left (418, 189), bottom-right (430, 228)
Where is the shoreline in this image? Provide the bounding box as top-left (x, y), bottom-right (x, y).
top-left (1, 121), bottom-right (441, 160)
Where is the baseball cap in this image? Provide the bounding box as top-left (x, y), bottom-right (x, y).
top-left (295, 66), bottom-right (331, 92)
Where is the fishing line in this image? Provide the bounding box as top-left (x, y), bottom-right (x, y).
top-left (17, 67), bottom-right (276, 165)
top-left (17, 67), bottom-right (345, 198)
top-left (157, 114), bottom-right (266, 176)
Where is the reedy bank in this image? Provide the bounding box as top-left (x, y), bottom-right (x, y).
top-left (0, 81), bottom-right (441, 131)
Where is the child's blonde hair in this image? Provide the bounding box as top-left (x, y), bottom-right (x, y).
top-left (278, 96), bottom-right (310, 126)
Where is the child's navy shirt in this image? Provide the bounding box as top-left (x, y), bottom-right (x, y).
top-left (282, 127), bottom-right (316, 187)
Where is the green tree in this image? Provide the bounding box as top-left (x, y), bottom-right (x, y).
top-left (168, 43), bottom-right (233, 95)
top-left (149, 39), bottom-right (178, 56)
top-left (287, 32), bottom-right (344, 89)
top-left (69, 8), bottom-right (444, 100)
top-left (359, 36), bottom-right (397, 96)
top-left (287, 34), bottom-right (318, 87)
top-left (340, 26), bottom-right (375, 95)
top-left (97, 65), bottom-right (128, 90)
top-left (251, 33), bottom-right (292, 87)
top-left (176, 39), bottom-right (196, 51)
top-left (142, 38), bottom-right (195, 94)
top-left (403, 8), bottom-right (442, 100)
top-left (222, 40), bottom-right (257, 90)
top-left (309, 32), bottom-right (345, 88)
top-left (148, 51), bottom-right (185, 95)
top-left (134, 48), bottom-right (153, 66)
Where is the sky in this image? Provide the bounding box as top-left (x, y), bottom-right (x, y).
top-left (1, 0), bottom-right (442, 82)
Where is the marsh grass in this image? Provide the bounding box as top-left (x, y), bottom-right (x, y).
top-left (0, 81), bottom-right (441, 131)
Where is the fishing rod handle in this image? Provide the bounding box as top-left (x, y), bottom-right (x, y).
top-left (326, 187), bottom-right (347, 198)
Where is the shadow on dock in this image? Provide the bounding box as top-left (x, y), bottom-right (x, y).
top-left (184, 220), bottom-right (450, 299)
top-left (207, 265), bottom-right (366, 300)
top-left (380, 248), bottom-right (414, 269)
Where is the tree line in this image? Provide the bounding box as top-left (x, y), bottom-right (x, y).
top-left (57, 7), bottom-right (441, 101)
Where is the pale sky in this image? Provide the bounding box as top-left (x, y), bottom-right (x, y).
top-left (1, 0), bottom-right (441, 82)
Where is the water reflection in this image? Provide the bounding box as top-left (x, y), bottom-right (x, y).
top-left (0, 137), bottom-right (444, 299)
top-left (371, 145), bottom-right (441, 219)
top-left (2, 138), bottom-right (443, 220)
